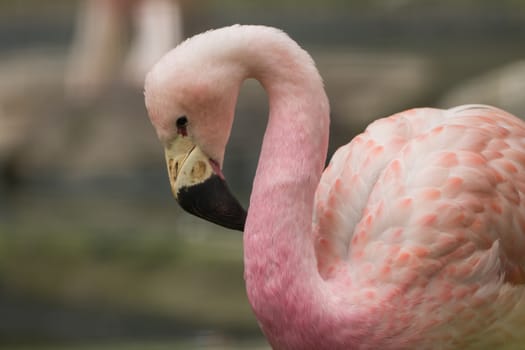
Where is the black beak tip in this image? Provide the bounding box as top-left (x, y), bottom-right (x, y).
top-left (177, 175), bottom-right (247, 231)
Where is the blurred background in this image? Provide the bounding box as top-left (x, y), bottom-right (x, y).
top-left (1, 0), bottom-right (525, 349)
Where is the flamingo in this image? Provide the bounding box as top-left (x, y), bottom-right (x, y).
top-left (144, 25), bottom-right (525, 349)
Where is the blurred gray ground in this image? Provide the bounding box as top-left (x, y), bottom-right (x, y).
top-left (1, 1), bottom-right (525, 348)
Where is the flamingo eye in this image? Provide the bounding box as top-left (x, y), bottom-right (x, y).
top-left (176, 115), bottom-right (188, 136)
top-left (176, 115), bottom-right (188, 128)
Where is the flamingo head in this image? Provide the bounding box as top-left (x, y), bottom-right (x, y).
top-left (144, 33), bottom-right (247, 231)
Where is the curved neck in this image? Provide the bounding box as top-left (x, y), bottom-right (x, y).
top-left (240, 28), bottom-right (330, 344)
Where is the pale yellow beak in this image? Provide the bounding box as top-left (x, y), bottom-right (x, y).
top-left (165, 137), bottom-right (214, 199)
top-left (164, 137), bottom-right (246, 231)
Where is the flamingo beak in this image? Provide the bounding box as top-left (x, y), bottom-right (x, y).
top-left (164, 138), bottom-right (246, 231)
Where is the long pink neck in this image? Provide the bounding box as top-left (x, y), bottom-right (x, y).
top-left (241, 31), bottom-right (332, 347)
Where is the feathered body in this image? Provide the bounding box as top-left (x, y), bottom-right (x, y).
top-left (145, 25), bottom-right (525, 349)
top-left (314, 105), bottom-right (525, 349)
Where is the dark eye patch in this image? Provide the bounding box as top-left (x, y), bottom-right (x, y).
top-left (176, 116), bottom-right (188, 128)
top-left (176, 116), bottom-right (188, 136)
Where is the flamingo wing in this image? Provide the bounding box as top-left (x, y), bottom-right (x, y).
top-left (313, 105), bottom-right (525, 345)
top-left (314, 106), bottom-right (446, 276)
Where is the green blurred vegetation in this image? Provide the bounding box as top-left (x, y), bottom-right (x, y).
top-left (5, 340), bottom-right (268, 350)
top-left (0, 220), bottom-right (256, 332)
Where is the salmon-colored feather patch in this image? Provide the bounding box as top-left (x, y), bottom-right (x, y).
top-left (423, 188), bottom-right (441, 201)
top-left (437, 152), bottom-right (459, 167)
top-left (420, 214), bottom-right (438, 226)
